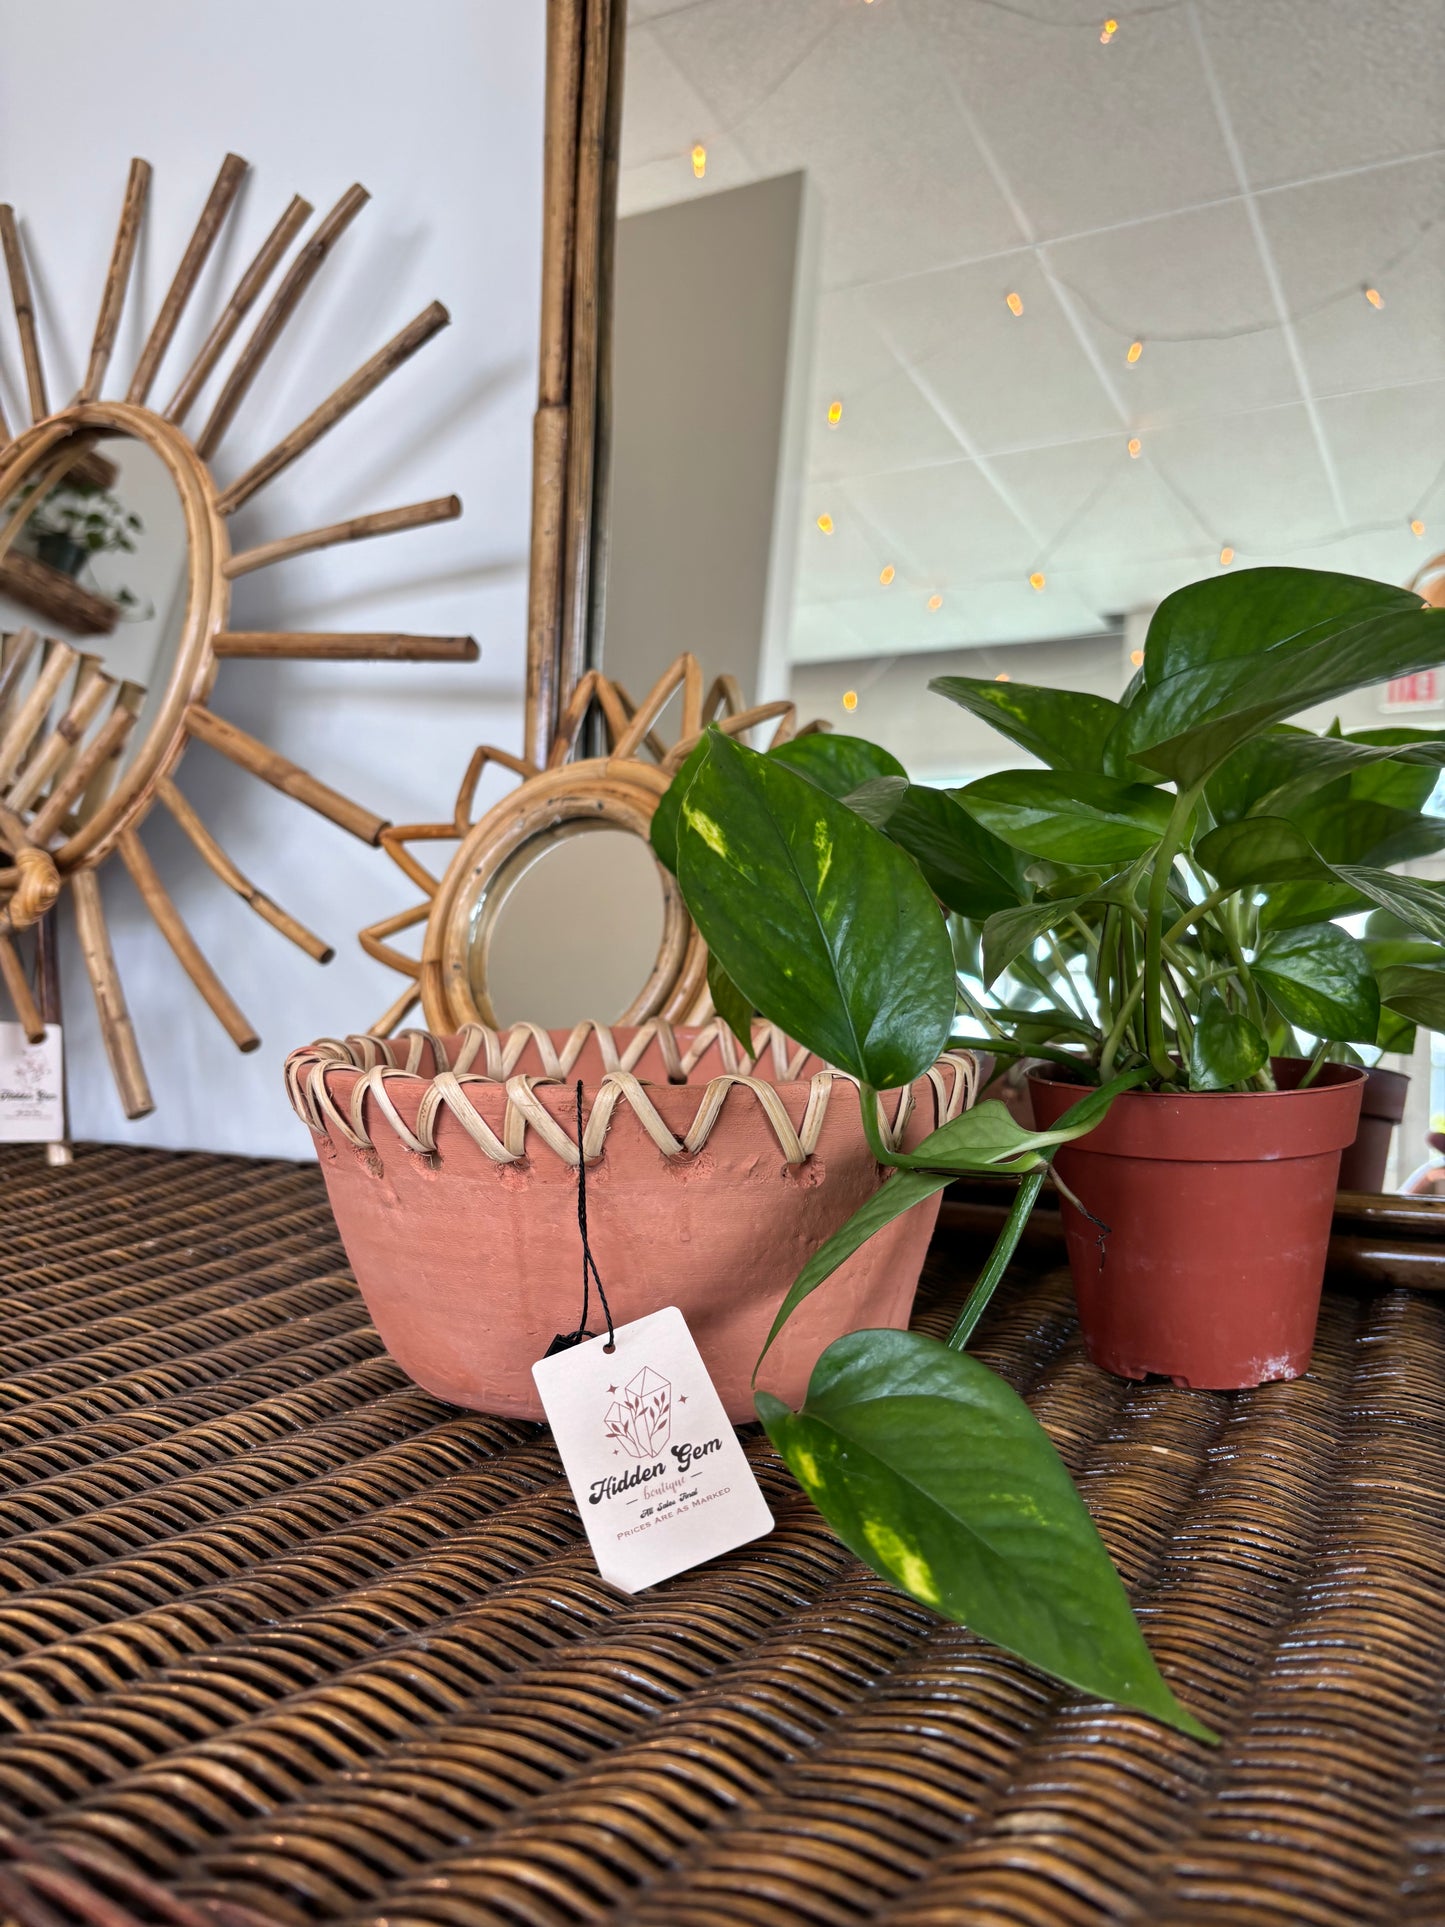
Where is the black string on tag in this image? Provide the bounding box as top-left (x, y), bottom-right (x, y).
top-left (543, 1081), bottom-right (617, 1358)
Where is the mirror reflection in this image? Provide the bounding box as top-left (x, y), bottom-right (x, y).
top-left (0, 430), bottom-right (189, 815)
top-left (604, 0), bottom-right (1445, 1192)
top-left (473, 824), bottom-right (669, 1029)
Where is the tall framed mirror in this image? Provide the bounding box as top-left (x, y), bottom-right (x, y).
top-left (526, 0), bottom-right (1445, 1216)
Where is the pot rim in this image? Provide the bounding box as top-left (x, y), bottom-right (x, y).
top-left (286, 1019), bottom-right (983, 1171)
top-left (1027, 1059), bottom-right (1368, 1103)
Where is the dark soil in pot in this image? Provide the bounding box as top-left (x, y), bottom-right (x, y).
top-left (1336, 1065), bottom-right (1409, 1194)
top-left (1028, 1059), bottom-right (1366, 1391)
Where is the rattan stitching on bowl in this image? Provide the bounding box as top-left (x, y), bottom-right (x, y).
top-left (285, 1018), bottom-right (982, 1166)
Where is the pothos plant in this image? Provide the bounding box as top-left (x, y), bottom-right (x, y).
top-left (653, 566), bottom-right (1445, 1740)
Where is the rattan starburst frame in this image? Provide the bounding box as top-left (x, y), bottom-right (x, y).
top-left (362, 652), bottom-right (811, 1035)
top-left (0, 155), bottom-right (476, 1117)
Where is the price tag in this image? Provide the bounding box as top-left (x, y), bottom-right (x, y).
top-left (533, 1305), bottom-right (774, 1593)
top-left (0, 1023), bottom-right (64, 1142)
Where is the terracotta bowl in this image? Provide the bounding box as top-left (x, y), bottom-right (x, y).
top-left (286, 1021), bottom-right (980, 1422)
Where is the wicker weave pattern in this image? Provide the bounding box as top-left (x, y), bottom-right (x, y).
top-left (284, 1021), bottom-right (980, 1166)
top-left (0, 1142), bottom-right (1442, 1927)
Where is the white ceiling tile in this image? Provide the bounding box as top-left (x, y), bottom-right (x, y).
top-left (638, 0), bottom-right (842, 133)
top-left (1261, 155), bottom-right (1445, 396)
top-left (1197, 0), bottom-right (1445, 189)
top-left (803, 288), bottom-right (962, 481)
top-left (654, 3), bottom-right (1027, 286)
top-left (1144, 406), bottom-right (1344, 552)
top-left (905, 0), bottom-right (1239, 238)
top-left (1047, 199), bottom-right (1303, 427)
top-left (1312, 379), bottom-right (1445, 526)
top-left (843, 458), bottom-right (1038, 581)
top-left (864, 255), bottom-right (1122, 454)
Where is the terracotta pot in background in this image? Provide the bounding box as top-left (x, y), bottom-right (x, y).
top-left (1336, 1065), bottom-right (1409, 1193)
top-left (287, 1024), bottom-right (979, 1423)
top-left (1028, 1059), bottom-right (1366, 1391)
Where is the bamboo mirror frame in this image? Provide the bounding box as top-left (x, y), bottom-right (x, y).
top-left (0, 155), bottom-right (476, 1119)
top-left (362, 653), bottom-right (801, 1035)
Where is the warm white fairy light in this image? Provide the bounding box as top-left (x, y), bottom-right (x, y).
top-left (1364, 285), bottom-right (1384, 309)
top-left (843, 689), bottom-right (859, 710)
top-left (926, 593), bottom-right (943, 611)
top-left (827, 399), bottom-right (843, 427)
top-left (1127, 436), bottom-right (1142, 458)
top-left (691, 144), bottom-right (707, 179)
top-left (1005, 291), bottom-right (1024, 317)
top-left (816, 512), bottom-right (834, 534)
top-left (1219, 546), bottom-right (1235, 566)
top-left (1126, 339), bottom-right (1143, 364)
top-left (1412, 519), bottom-right (1426, 537)
top-left (879, 564), bottom-right (895, 585)
top-left (1029, 571), bottom-right (1046, 591)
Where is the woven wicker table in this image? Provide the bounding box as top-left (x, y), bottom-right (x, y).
top-left (0, 1142), bottom-right (1442, 1927)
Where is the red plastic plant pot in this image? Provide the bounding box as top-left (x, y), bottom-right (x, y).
top-left (1336, 1065), bottom-right (1409, 1194)
top-left (1028, 1060), bottom-right (1366, 1390)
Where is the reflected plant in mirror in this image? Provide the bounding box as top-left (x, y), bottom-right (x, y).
top-left (652, 563), bottom-right (1445, 1736)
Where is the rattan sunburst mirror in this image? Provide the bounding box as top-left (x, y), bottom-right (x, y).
top-left (362, 653), bottom-right (807, 1036)
top-left (0, 154), bottom-right (476, 1118)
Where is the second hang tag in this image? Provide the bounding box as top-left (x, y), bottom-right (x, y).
top-left (533, 1305), bottom-right (774, 1594)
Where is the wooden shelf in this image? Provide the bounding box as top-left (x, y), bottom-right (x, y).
top-left (0, 551), bottom-right (119, 635)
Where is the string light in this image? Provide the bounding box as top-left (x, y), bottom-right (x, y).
top-left (1100, 17), bottom-right (1118, 42)
top-left (1130, 648), bottom-right (1144, 667)
top-left (1028, 571), bottom-right (1046, 591)
top-left (1364, 285), bottom-right (1384, 309)
top-left (1005, 291), bottom-right (1024, 317)
top-left (994, 672), bottom-right (1011, 682)
top-left (826, 399), bottom-right (843, 427)
top-left (879, 564), bottom-right (895, 585)
top-left (842, 689), bottom-right (859, 711)
top-left (1412, 519), bottom-right (1426, 537)
top-left (1126, 339), bottom-right (1144, 364)
top-left (816, 513), bottom-right (834, 534)
top-left (1127, 436), bottom-right (1142, 458)
top-left (1219, 546), bottom-right (1235, 566)
top-left (691, 144), bottom-right (707, 179)
top-left (926, 593), bottom-right (943, 611)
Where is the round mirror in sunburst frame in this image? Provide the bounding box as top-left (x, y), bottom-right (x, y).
top-left (0, 154), bottom-right (477, 1118)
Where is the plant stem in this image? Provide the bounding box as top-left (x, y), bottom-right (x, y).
top-left (1296, 1038), bottom-right (1333, 1089)
top-left (957, 981), bottom-right (1006, 1040)
top-left (1145, 785), bottom-right (1202, 1081)
top-left (1164, 884), bottom-right (1230, 947)
top-left (1098, 973), bottom-right (1145, 1080)
top-left (945, 1168), bottom-right (1047, 1351)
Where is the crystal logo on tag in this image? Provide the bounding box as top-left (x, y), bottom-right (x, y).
top-left (533, 1305), bottom-right (774, 1593)
top-left (605, 1365), bottom-right (671, 1459)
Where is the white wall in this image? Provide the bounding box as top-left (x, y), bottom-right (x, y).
top-left (0, 0), bottom-right (544, 1156)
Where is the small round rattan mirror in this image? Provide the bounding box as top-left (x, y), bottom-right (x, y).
top-left (363, 654), bottom-right (809, 1035)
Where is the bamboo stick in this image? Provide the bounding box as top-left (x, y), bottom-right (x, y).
top-left (0, 932), bottom-right (43, 1042)
top-left (0, 641), bottom-right (78, 790)
top-left (127, 152), bottom-right (248, 406)
top-left (0, 630), bottom-right (39, 737)
top-left (5, 660), bottom-right (113, 812)
top-left (74, 681), bottom-right (144, 830)
top-left (156, 775), bottom-right (333, 963)
top-left (0, 206), bottom-right (46, 422)
top-left (79, 158), bottom-right (152, 402)
top-left (371, 979), bottom-right (422, 1038)
top-left (223, 495), bottom-right (462, 578)
top-left (72, 867), bottom-right (153, 1118)
top-left (212, 631), bottom-right (477, 663)
top-left (194, 184), bottom-right (368, 456)
top-left (525, 0), bottom-right (586, 765)
top-left (183, 703), bottom-right (389, 845)
top-left (34, 909), bottom-right (72, 1165)
top-left (165, 194), bottom-right (313, 425)
top-left (35, 653), bottom-right (110, 796)
top-left (215, 301), bottom-right (450, 514)
top-left (28, 705), bottom-right (136, 844)
top-left (117, 828), bottom-right (259, 1052)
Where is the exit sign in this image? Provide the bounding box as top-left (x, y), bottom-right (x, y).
top-left (1383, 670), bottom-right (1444, 711)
